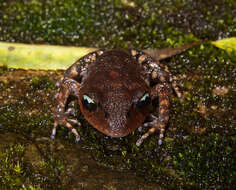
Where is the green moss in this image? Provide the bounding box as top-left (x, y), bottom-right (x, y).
top-left (167, 134), bottom-right (236, 188)
top-left (1, 0), bottom-right (235, 49)
top-left (0, 144), bottom-right (44, 190)
top-left (30, 76), bottom-right (55, 90)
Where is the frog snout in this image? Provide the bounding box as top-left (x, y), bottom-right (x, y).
top-left (102, 95), bottom-right (132, 137)
top-left (106, 112), bottom-right (129, 137)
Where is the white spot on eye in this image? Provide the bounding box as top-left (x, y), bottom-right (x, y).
top-left (83, 94), bottom-right (95, 104)
top-left (140, 93), bottom-right (149, 102)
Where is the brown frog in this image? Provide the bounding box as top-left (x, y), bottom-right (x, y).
top-left (51, 43), bottom-right (199, 146)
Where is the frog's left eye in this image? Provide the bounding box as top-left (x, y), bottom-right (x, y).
top-left (82, 94), bottom-right (97, 111)
top-left (136, 93), bottom-right (151, 108)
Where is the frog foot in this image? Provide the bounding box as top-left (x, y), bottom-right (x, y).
top-left (51, 113), bottom-right (81, 142)
top-left (137, 114), bottom-right (157, 131)
top-left (136, 115), bottom-right (164, 146)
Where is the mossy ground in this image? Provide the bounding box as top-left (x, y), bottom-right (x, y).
top-left (0, 0), bottom-right (235, 189)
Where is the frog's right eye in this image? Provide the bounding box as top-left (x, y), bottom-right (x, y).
top-left (82, 94), bottom-right (97, 111)
top-left (136, 93), bottom-right (151, 108)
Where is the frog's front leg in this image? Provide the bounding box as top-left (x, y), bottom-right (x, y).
top-left (136, 82), bottom-right (171, 146)
top-left (51, 77), bottom-right (81, 142)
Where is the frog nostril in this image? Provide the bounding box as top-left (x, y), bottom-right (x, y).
top-left (126, 111), bottom-right (130, 118)
top-left (104, 111), bottom-right (109, 119)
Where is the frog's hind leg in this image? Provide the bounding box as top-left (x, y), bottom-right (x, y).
top-left (136, 83), bottom-right (171, 146)
top-left (165, 70), bottom-right (182, 98)
top-left (129, 48), bottom-right (182, 98)
top-left (129, 48), bottom-right (178, 146)
top-left (51, 78), bottom-right (81, 142)
top-left (64, 49), bottom-right (105, 80)
top-left (151, 59), bottom-right (182, 98)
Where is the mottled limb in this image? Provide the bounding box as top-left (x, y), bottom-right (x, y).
top-left (169, 75), bottom-right (182, 98)
top-left (130, 48), bottom-right (172, 146)
top-left (64, 49), bottom-right (105, 80)
top-left (153, 66), bottom-right (182, 98)
top-left (51, 77), bottom-right (81, 142)
top-left (136, 83), bottom-right (170, 146)
top-left (130, 48), bottom-right (182, 98)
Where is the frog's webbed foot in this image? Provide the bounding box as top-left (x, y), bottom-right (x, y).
top-left (136, 115), bottom-right (164, 146)
top-left (51, 107), bottom-right (81, 142)
top-left (138, 114), bottom-right (157, 131)
top-left (51, 77), bottom-right (81, 142)
top-left (51, 116), bottom-right (81, 142)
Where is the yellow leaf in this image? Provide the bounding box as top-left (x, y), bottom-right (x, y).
top-left (0, 41), bottom-right (97, 70)
top-left (211, 37), bottom-right (236, 53)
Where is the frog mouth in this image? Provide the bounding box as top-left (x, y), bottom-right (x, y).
top-left (92, 112), bottom-right (132, 137)
top-left (101, 127), bottom-right (131, 138)
top-left (104, 115), bottom-right (130, 137)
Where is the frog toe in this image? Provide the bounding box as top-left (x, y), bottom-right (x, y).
top-left (67, 118), bottom-right (81, 126)
top-left (51, 121), bottom-right (58, 140)
top-left (51, 117), bottom-right (81, 142)
top-left (50, 133), bottom-right (55, 140)
top-left (158, 139), bottom-right (163, 145)
top-left (142, 119), bottom-right (158, 128)
top-left (75, 135), bottom-right (81, 143)
top-left (137, 119), bottom-right (165, 146)
top-left (65, 108), bottom-right (76, 116)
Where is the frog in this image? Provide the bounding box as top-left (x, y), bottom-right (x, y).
top-left (51, 43), bottom-right (199, 146)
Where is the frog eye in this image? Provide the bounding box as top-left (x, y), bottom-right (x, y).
top-left (136, 93), bottom-right (151, 108)
top-left (82, 94), bottom-right (97, 111)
